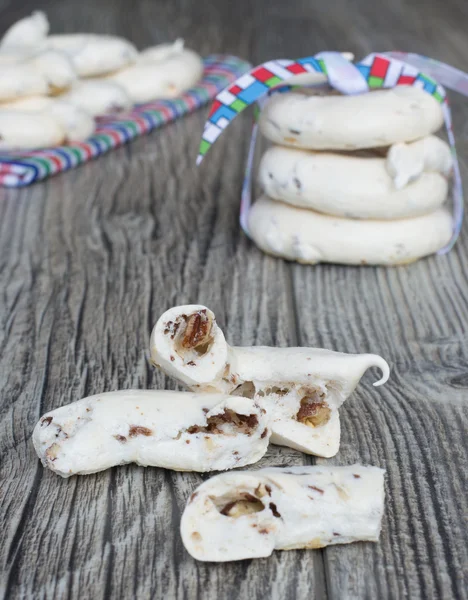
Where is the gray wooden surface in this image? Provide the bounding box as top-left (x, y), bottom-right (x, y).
top-left (1, 0), bottom-right (467, 598)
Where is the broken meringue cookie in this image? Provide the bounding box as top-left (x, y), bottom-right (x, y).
top-left (33, 390), bottom-right (270, 477)
top-left (149, 304), bottom-right (229, 389)
top-left (150, 305), bottom-right (390, 458)
top-left (181, 464), bottom-right (385, 562)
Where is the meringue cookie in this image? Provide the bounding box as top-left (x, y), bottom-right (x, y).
top-left (105, 41), bottom-right (203, 102)
top-left (33, 390), bottom-right (270, 477)
top-left (248, 196), bottom-right (452, 266)
top-left (181, 465), bottom-right (385, 561)
top-left (259, 139), bottom-right (450, 219)
top-left (259, 87), bottom-right (444, 151)
top-left (150, 305), bottom-right (389, 457)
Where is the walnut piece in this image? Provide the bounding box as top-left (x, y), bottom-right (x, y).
top-left (128, 425), bottom-right (152, 437)
top-left (297, 396), bottom-right (331, 428)
top-left (254, 483), bottom-right (272, 498)
top-left (175, 310), bottom-right (214, 356)
top-left (187, 409), bottom-right (258, 436)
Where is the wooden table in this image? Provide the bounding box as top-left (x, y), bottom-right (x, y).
top-left (1, 0), bottom-right (467, 598)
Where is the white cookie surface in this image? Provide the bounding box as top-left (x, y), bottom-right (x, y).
top-left (181, 465), bottom-right (385, 561)
top-left (387, 135), bottom-right (453, 189)
top-left (0, 61), bottom-right (48, 101)
top-left (259, 141), bottom-right (450, 219)
top-left (106, 42), bottom-right (203, 102)
top-left (248, 196), bottom-right (452, 265)
top-left (33, 390), bottom-right (270, 477)
top-left (43, 34), bottom-right (138, 77)
top-left (27, 48), bottom-right (77, 93)
top-left (2, 96), bottom-right (95, 142)
top-left (259, 87), bottom-right (444, 150)
top-left (0, 11), bottom-right (49, 48)
top-left (0, 110), bottom-right (65, 149)
top-left (59, 80), bottom-right (132, 116)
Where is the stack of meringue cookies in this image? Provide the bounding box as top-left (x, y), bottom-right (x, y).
top-left (248, 85), bottom-right (454, 266)
top-left (34, 305), bottom-right (389, 562)
top-left (0, 11), bottom-right (203, 149)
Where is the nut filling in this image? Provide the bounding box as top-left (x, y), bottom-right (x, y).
top-left (297, 394), bottom-right (331, 428)
top-left (187, 409), bottom-right (259, 436)
top-left (173, 310), bottom-right (214, 358)
top-left (218, 494), bottom-right (265, 518)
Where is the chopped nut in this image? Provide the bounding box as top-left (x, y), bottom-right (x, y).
top-left (176, 310), bottom-right (213, 356)
top-left (243, 493), bottom-right (259, 503)
top-left (220, 501), bottom-right (236, 515)
top-left (114, 435), bottom-right (127, 443)
top-left (254, 484), bottom-right (273, 498)
top-left (297, 394), bottom-right (331, 428)
top-left (262, 385), bottom-right (290, 397)
top-left (232, 381), bottom-right (255, 399)
top-left (269, 502), bottom-right (281, 518)
top-left (187, 410), bottom-right (258, 436)
top-left (45, 443), bottom-right (60, 462)
top-left (41, 416), bottom-right (53, 427)
top-left (220, 498), bottom-right (264, 518)
top-left (128, 425), bottom-right (152, 437)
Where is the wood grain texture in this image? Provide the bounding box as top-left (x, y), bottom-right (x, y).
top-left (0, 0), bottom-right (467, 598)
